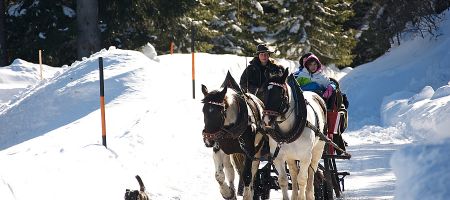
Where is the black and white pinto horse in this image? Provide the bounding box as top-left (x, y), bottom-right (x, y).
top-left (201, 72), bottom-right (264, 200)
top-left (262, 68), bottom-right (327, 200)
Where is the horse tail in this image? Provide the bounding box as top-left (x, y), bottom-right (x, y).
top-left (231, 153), bottom-right (245, 176)
top-left (231, 153), bottom-right (246, 195)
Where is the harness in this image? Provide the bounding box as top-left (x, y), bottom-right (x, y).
top-left (261, 75), bottom-right (351, 160)
top-left (202, 90), bottom-right (266, 160)
top-left (263, 76), bottom-right (308, 144)
top-left (238, 93), bottom-right (267, 161)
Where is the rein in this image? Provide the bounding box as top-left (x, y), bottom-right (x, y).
top-left (305, 96), bottom-right (352, 158)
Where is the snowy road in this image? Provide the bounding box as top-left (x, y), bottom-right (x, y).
top-left (337, 143), bottom-right (404, 200)
top-left (236, 143), bottom-right (404, 200)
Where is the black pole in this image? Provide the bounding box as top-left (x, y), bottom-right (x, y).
top-left (99, 57), bottom-right (107, 148)
top-left (191, 24), bottom-right (195, 99)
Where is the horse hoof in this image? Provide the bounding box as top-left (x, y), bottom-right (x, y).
top-left (221, 186), bottom-right (236, 200)
top-left (222, 193), bottom-right (236, 200)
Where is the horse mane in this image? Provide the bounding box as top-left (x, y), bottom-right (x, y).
top-left (268, 73), bottom-right (285, 84)
top-left (201, 88), bottom-right (237, 108)
top-left (201, 89), bottom-right (224, 104)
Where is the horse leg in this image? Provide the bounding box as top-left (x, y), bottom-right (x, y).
top-left (214, 150), bottom-right (236, 200)
top-left (287, 160), bottom-right (299, 200)
top-left (224, 154), bottom-right (237, 197)
top-left (297, 154), bottom-right (312, 200)
top-left (242, 155), bottom-right (257, 200)
top-left (306, 140), bottom-right (326, 200)
top-left (274, 158), bottom-right (290, 200)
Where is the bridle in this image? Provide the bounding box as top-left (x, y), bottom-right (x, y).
top-left (263, 81), bottom-right (290, 118)
top-left (262, 77), bottom-right (308, 144)
top-left (202, 100), bottom-right (228, 141)
top-left (202, 95), bottom-right (248, 141)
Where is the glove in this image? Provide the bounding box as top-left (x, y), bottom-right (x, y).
top-left (323, 85), bottom-right (334, 98)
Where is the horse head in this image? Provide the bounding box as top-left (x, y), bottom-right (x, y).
top-left (201, 84), bottom-right (228, 146)
top-left (201, 84), bottom-right (245, 146)
top-left (262, 68), bottom-right (291, 128)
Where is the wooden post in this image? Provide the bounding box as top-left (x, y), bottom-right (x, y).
top-left (170, 42), bottom-right (174, 55)
top-left (39, 50), bottom-right (43, 80)
top-left (99, 57), bottom-right (107, 148)
top-left (191, 25), bottom-right (196, 99)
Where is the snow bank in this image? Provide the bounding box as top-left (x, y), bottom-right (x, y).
top-left (381, 84), bottom-right (450, 142)
top-left (0, 59), bottom-right (62, 106)
top-left (391, 140), bottom-right (450, 200)
top-left (340, 11), bottom-right (450, 129)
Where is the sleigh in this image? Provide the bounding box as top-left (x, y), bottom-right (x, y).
top-left (252, 78), bottom-right (350, 200)
top-left (315, 78), bottom-right (350, 199)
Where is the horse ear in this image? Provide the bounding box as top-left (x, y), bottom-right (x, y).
top-left (219, 85), bottom-right (228, 98)
top-left (201, 84), bottom-right (209, 96)
top-left (282, 68), bottom-right (289, 82)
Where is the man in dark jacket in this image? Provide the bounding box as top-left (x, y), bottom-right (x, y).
top-left (240, 44), bottom-right (284, 100)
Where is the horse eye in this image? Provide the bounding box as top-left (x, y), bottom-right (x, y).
top-left (209, 108), bottom-right (214, 112)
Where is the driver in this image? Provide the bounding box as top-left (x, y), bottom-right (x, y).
top-left (240, 44), bottom-right (284, 100)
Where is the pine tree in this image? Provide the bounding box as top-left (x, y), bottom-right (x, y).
top-left (197, 0), bottom-right (270, 56)
top-left (99, 0), bottom-right (197, 54)
top-left (350, 0), bottom-right (449, 67)
top-left (98, 0), bottom-right (158, 50)
top-left (0, 0), bottom-right (7, 66)
top-left (273, 0), bottom-right (356, 67)
top-left (77, 0), bottom-right (100, 59)
top-left (6, 0), bottom-right (77, 66)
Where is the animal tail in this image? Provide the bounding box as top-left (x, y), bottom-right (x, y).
top-left (232, 153), bottom-right (246, 196)
top-left (231, 153), bottom-right (245, 176)
top-left (135, 175), bottom-right (146, 192)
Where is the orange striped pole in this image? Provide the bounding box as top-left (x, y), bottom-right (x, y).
top-left (99, 57), bottom-right (107, 148)
top-left (191, 25), bottom-right (196, 99)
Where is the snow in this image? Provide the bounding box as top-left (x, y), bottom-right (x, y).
top-left (391, 140), bottom-right (450, 200)
top-left (62, 6), bottom-right (76, 18)
top-left (289, 20), bottom-right (300, 33)
top-left (0, 9), bottom-right (449, 200)
top-left (0, 59), bottom-right (62, 108)
top-left (253, 1), bottom-right (264, 14)
top-left (7, 2), bottom-right (25, 17)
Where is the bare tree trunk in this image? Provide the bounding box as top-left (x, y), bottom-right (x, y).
top-left (77, 0), bottom-right (100, 59)
top-left (0, 0), bottom-right (8, 66)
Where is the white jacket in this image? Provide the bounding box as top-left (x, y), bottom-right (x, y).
top-left (293, 67), bottom-right (332, 90)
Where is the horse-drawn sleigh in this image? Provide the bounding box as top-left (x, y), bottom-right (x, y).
top-left (201, 70), bottom-right (350, 200)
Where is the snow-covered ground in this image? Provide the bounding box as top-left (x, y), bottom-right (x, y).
top-left (0, 59), bottom-right (62, 108)
top-left (1, 10), bottom-right (450, 200)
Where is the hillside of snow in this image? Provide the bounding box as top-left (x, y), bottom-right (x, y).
top-left (0, 10), bottom-right (450, 200)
